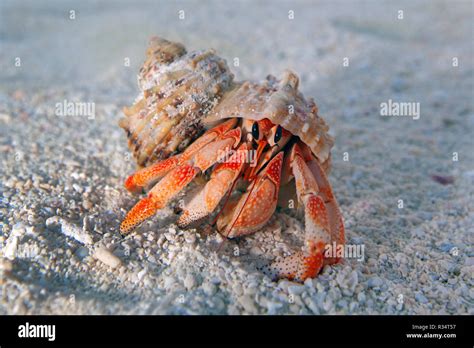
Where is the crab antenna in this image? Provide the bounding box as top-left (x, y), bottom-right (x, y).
top-left (244, 139), bottom-right (267, 181)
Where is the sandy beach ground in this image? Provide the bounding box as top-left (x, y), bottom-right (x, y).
top-left (0, 0), bottom-right (473, 314)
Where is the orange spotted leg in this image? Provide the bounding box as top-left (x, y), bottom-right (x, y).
top-left (177, 143), bottom-right (250, 227)
top-left (123, 118), bottom-right (238, 194)
top-left (266, 143), bottom-right (345, 282)
top-left (120, 125), bottom-right (242, 234)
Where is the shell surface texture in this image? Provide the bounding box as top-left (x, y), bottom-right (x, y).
top-left (120, 37), bottom-right (345, 282)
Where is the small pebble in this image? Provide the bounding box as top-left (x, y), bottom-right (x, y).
top-left (93, 247), bottom-right (122, 269)
top-left (415, 293), bottom-right (429, 304)
top-left (288, 285), bottom-right (306, 296)
top-left (163, 275), bottom-right (176, 288)
top-left (82, 200), bottom-right (93, 210)
top-left (368, 276), bottom-right (383, 288)
top-left (137, 269), bottom-right (147, 282)
top-left (4, 236), bottom-right (19, 260)
top-left (239, 295), bottom-right (257, 313)
top-left (0, 258), bottom-right (13, 272)
top-left (184, 232), bottom-right (196, 244)
top-left (75, 246), bottom-right (89, 259)
top-left (72, 184), bottom-right (83, 193)
top-left (202, 282), bottom-right (216, 296)
top-left (46, 216), bottom-right (93, 245)
top-left (184, 274), bottom-right (196, 290)
top-left (233, 283), bottom-right (243, 296)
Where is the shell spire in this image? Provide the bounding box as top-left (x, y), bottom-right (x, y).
top-left (120, 37), bottom-right (235, 167)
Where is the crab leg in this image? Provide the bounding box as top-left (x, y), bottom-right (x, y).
top-left (124, 118), bottom-right (237, 193)
top-left (120, 126), bottom-right (242, 234)
top-left (217, 152), bottom-right (284, 238)
top-left (267, 143), bottom-right (344, 282)
top-left (124, 156), bottom-right (180, 193)
top-left (177, 143), bottom-right (250, 227)
top-left (299, 142), bottom-right (345, 254)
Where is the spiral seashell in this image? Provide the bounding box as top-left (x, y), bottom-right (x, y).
top-left (119, 37), bottom-right (235, 167)
top-left (120, 37), bottom-right (333, 167)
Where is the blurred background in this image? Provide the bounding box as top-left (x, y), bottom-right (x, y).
top-left (0, 0), bottom-right (472, 315)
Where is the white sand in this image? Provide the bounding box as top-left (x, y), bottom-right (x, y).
top-left (0, 0), bottom-right (472, 314)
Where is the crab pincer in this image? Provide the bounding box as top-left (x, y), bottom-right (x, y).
top-left (266, 143), bottom-right (344, 281)
top-left (217, 152), bottom-right (284, 238)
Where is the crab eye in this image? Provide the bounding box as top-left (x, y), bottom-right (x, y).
top-left (274, 125), bottom-right (282, 143)
top-left (252, 121), bottom-right (260, 140)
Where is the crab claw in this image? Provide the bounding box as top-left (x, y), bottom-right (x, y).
top-left (217, 152), bottom-right (284, 238)
top-left (265, 196), bottom-right (329, 282)
top-left (265, 143), bottom-right (344, 282)
top-left (264, 241), bottom-right (326, 282)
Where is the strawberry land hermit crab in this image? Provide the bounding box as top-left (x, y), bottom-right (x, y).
top-left (119, 37), bottom-right (345, 282)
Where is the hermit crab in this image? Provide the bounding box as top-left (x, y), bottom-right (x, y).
top-left (119, 37), bottom-right (345, 282)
